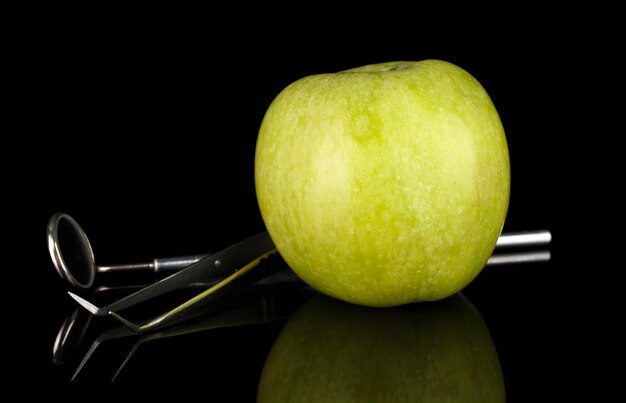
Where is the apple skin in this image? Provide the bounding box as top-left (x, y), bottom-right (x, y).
top-left (257, 294), bottom-right (505, 403)
top-left (255, 60), bottom-right (509, 306)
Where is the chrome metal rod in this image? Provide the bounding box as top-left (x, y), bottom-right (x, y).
top-left (496, 230), bottom-right (551, 248)
top-left (97, 254), bottom-right (210, 273)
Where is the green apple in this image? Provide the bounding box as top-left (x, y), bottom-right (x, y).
top-left (255, 60), bottom-right (509, 306)
top-left (258, 294), bottom-right (505, 402)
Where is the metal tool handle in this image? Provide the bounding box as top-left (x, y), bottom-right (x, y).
top-left (496, 230), bottom-right (551, 248)
top-left (104, 231), bottom-right (275, 312)
top-left (154, 254), bottom-right (210, 272)
top-left (98, 254), bottom-right (210, 273)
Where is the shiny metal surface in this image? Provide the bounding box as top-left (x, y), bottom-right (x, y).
top-left (496, 230), bottom-right (552, 248)
top-left (47, 212), bottom-right (210, 288)
top-left (47, 213), bottom-right (97, 288)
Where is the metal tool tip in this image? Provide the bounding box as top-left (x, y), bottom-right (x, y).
top-left (67, 292), bottom-right (105, 316)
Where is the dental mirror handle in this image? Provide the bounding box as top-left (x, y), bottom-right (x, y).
top-left (95, 229), bottom-right (551, 274)
top-left (98, 254), bottom-right (210, 273)
top-left (495, 230), bottom-right (552, 248)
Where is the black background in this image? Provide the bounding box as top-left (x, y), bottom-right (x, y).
top-left (6, 10), bottom-right (612, 401)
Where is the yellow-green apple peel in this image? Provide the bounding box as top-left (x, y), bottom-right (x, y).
top-left (255, 60), bottom-right (510, 307)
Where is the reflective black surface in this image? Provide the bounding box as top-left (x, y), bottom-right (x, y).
top-left (258, 293), bottom-right (504, 402)
top-left (19, 239), bottom-right (583, 401)
top-left (10, 15), bottom-right (608, 402)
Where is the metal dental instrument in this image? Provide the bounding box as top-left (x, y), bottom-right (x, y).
top-left (48, 213), bottom-right (210, 288)
top-left (495, 231), bottom-right (552, 248)
top-left (68, 229), bottom-right (278, 315)
top-left (48, 212), bottom-right (552, 289)
top-left (68, 250), bottom-right (285, 333)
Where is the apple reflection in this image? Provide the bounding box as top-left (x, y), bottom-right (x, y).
top-left (258, 293), bottom-right (504, 403)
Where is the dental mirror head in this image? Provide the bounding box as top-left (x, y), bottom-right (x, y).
top-left (48, 213), bottom-right (96, 289)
